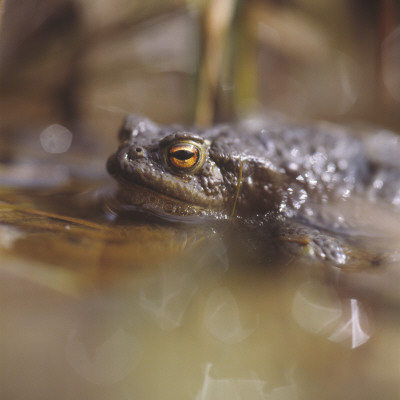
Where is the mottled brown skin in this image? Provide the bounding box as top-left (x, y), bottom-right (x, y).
top-left (107, 115), bottom-right (400, 266)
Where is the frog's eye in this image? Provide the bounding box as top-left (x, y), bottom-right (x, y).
top-left (167, 143), bottom-right (202, 172)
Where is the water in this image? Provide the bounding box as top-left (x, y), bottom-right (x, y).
top-left (0, 183), bottom-right (400, 400)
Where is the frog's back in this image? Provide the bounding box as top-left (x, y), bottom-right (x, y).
top-left (227, 121), bottom-right (400, 206)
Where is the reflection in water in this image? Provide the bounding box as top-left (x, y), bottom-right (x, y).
top-left (65, 328), bottom-right (142, 386)
top-left (292, 280), bottom-right (343, 335)
top-left (196, 363), bottom-right (298, 400)
top-left (204, 287), bottom-right (254, 344)
top-left (140, 236), bottom-right (229, 330)
top-left (140, 269), bottom-right (199, 331)
top-left (292, 280), bottom-right (372, 348)
top-left (196, 364), bottom-right (267, 400)
top-left (328, 299), bottom-right (371, 349)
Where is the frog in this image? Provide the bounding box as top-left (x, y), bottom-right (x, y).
top-left (106, 114), bottom-right (400, 267)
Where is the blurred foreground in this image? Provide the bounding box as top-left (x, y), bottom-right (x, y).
top-left (0, 186), bottom-right (400, 399)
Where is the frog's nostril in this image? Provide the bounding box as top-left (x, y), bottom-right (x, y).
top-left (127, 146), bottom-right (145, 160)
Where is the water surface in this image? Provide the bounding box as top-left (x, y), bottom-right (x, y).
top-left (0, 180), bottom-right (399, 400)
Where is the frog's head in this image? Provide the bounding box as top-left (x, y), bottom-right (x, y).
top-left (107, 115), bottom-right (242, 220)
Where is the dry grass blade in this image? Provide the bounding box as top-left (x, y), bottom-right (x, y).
top-left (195, 0), bottom-right (237, 126)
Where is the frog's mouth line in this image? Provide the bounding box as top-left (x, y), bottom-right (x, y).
top-left (112, 181), bottom-right (227, 220)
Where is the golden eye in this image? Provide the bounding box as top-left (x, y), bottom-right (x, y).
top-left (168, 143), bottom-right (200, 171)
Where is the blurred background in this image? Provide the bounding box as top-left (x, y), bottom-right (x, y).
top-left (1, 0), bottom-right (400, 163)
top-left (1, 1), bottom-right (400, 400)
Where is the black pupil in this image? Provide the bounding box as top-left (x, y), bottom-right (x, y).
top-left (172, 149), bottom-right (195, 160)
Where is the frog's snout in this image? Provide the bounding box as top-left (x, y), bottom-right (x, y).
top-left (127, 146), bottom-right (147, 160)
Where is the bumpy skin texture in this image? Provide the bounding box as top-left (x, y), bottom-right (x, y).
top-left (107, 115), bottom-right (400, 265)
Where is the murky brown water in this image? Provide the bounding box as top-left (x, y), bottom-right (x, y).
top-left (1, 181), bottom-right (400, 400)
